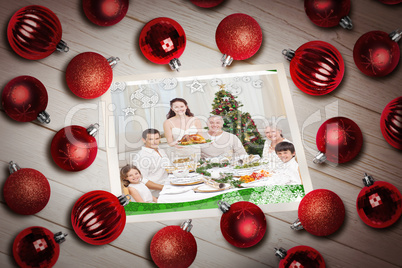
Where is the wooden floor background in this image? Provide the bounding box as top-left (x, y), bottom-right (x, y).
top-left (1, 0), bottom-right (401, 267)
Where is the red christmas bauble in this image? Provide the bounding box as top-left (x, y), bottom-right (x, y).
top-left (219, 201), bottom-right (267, 248)
top-left (51, 124), bottom-right (98, 171)
top-left (7, 5), bottom-right (68, 60)
top-left (377, 0), bottom-right (402, 4)
top-left (66, 52), bottom-right (117, 99)
top-left (190, 0), bottom-right (225, 8)
top-left (283, 41), bottom-right (344, 96)
top-left (275, 245), bottom-right (326, 268)
top-left (150, 220), bottom-right (197, 268)
top-left (314, 117), bottom-right (363, 164)
top-left (294, 189), bottom-right (345, 236)
top-left (356, 174), bottom-right (402, 228)
top-left (83, 0), bottom-right (128, 26)
top-left (2, 76), bottom-right (50, 123)
top-left (139, 17), bottom-right (186, 71)
top-left (4, 162), bottom-right (50, 215)
top-left (381, 96), bottom-right (402, 150)
top-left (215, 13), bottom-right (262, 67)
top-left (353, 30), bottom-right (401, 77)
top-left (71, 190), bottom-right (127, 245)
top-left (304, 0), bottom-right (352, 29)
top-left (13, 227), bottom-right (66, 268)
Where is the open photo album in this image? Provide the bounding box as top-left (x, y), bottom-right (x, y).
top-left (102, 64), bottom-right (313, 222)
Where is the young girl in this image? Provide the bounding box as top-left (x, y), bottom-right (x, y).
top-left (120, 165), bottom-right (157, 203)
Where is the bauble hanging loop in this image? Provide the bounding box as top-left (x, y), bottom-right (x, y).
top-left (3, 161), bottom-right (51, 215)
top-left (283, 41), bottom-right (345, 96)
top-left (215, 13), bottom-right (262, 67)
top-left (71, 190), bottom-right (127, 245)
top-left (50, 124), bottom-right (99, 171)
top-left (2, 76), bottom-right (50, 123)
top-left (304, 0), bottom-right (353, 29)
top-left (313, 117), bottom-right (363, 164)
top-left (353, 29), bottom-right (401, 77)
top-left (7, 5), bottom-right (69, 60)
top-left (13, 227), bottom-right (67, 268)
top-left (139, 17), bottom-right (186, 71)
top-left (356, 173), bottom-right (402, 228)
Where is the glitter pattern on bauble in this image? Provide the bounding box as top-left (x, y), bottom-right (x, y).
top-left (2, 76), bottom-right (50, 123)
top-left (294, 189), bottom-right (345, 236)
top-left (215, 13), bottom-right (262, 66)
top-left (3, 162), bottom-right (50, 215)
top-left (66, 52), bottom-right (115, 99)
top-left (150, 220), bottom-right (197, 268)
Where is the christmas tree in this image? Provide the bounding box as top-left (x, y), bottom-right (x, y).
top-left (211, 86), bottom-right (265, 156)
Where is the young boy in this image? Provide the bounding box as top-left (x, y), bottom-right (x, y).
top-left (275, 141), bottom-right (302, 185)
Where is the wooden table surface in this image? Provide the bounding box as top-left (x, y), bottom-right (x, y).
top-left (1, 0), bottom-right (401, 267)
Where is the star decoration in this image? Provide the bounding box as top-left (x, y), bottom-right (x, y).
top-left (186, 79), bottom-right (206, 93)
top-left (122, 107), bottom-right (136, 116)
top-left (218, 84), bottom-right (226, 90)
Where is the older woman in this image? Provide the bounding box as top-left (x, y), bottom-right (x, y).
top-left (262, 122), bottom-right (292, 170)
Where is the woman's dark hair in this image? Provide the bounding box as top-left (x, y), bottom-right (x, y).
top-left (120, 164), bottom-right (142, 187)
top-left (166, 98), bottom-right (194, 119)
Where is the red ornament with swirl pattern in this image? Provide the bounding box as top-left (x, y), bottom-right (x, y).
top-left (219, 201), bottom-right (267, 248)
top-left (283, 41), bottom-right (344, 96)
top-left (4, 161), bottom-right (50, 215)
top-left (139, 17), bottom-right (186, 71)
top-left (304, 0), bottom-right (353, 29)
top-left (275, 245), bottom-right (326, 268)
top-left (150, 219), bottom-right (197, 268)
top-left (357, 174), bottom-right (402, 228)
top-left (291, 189), bottom-right (345, 236)
top-left (83, 0), bottom-right (128, 26)
top-left (313, 117), bottom-right (363, 164)
top-left (71, 190), bottom-right (128, 245)
top-left (381, 97), bottom-right (402, 150)
top-left (353, 30), bottom-right (401, 77)
top-left (66, 52), bottom-right (118, 99)
top-left (2, 76), bottom-right (50, 123)
top-left (215, 13), bottom-right (262, 67)
top-left (190, 0), bottom-right (225, 8)
top-left (7, 5), bottom-right (69, 60)
top-left (51, 124), bottom-right (99, 171)
top-left (13, 226), bottom-right (67, 268)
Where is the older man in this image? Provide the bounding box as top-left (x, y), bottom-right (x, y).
top-left (201, 115), bottom-right (247, 158)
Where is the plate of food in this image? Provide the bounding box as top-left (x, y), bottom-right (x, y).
top-left (170, 177), bottom-right (204, 186)
top-left (193, 183), bottom-right (231, 193)
top-left (177, 134), bottom-right (212, 147)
